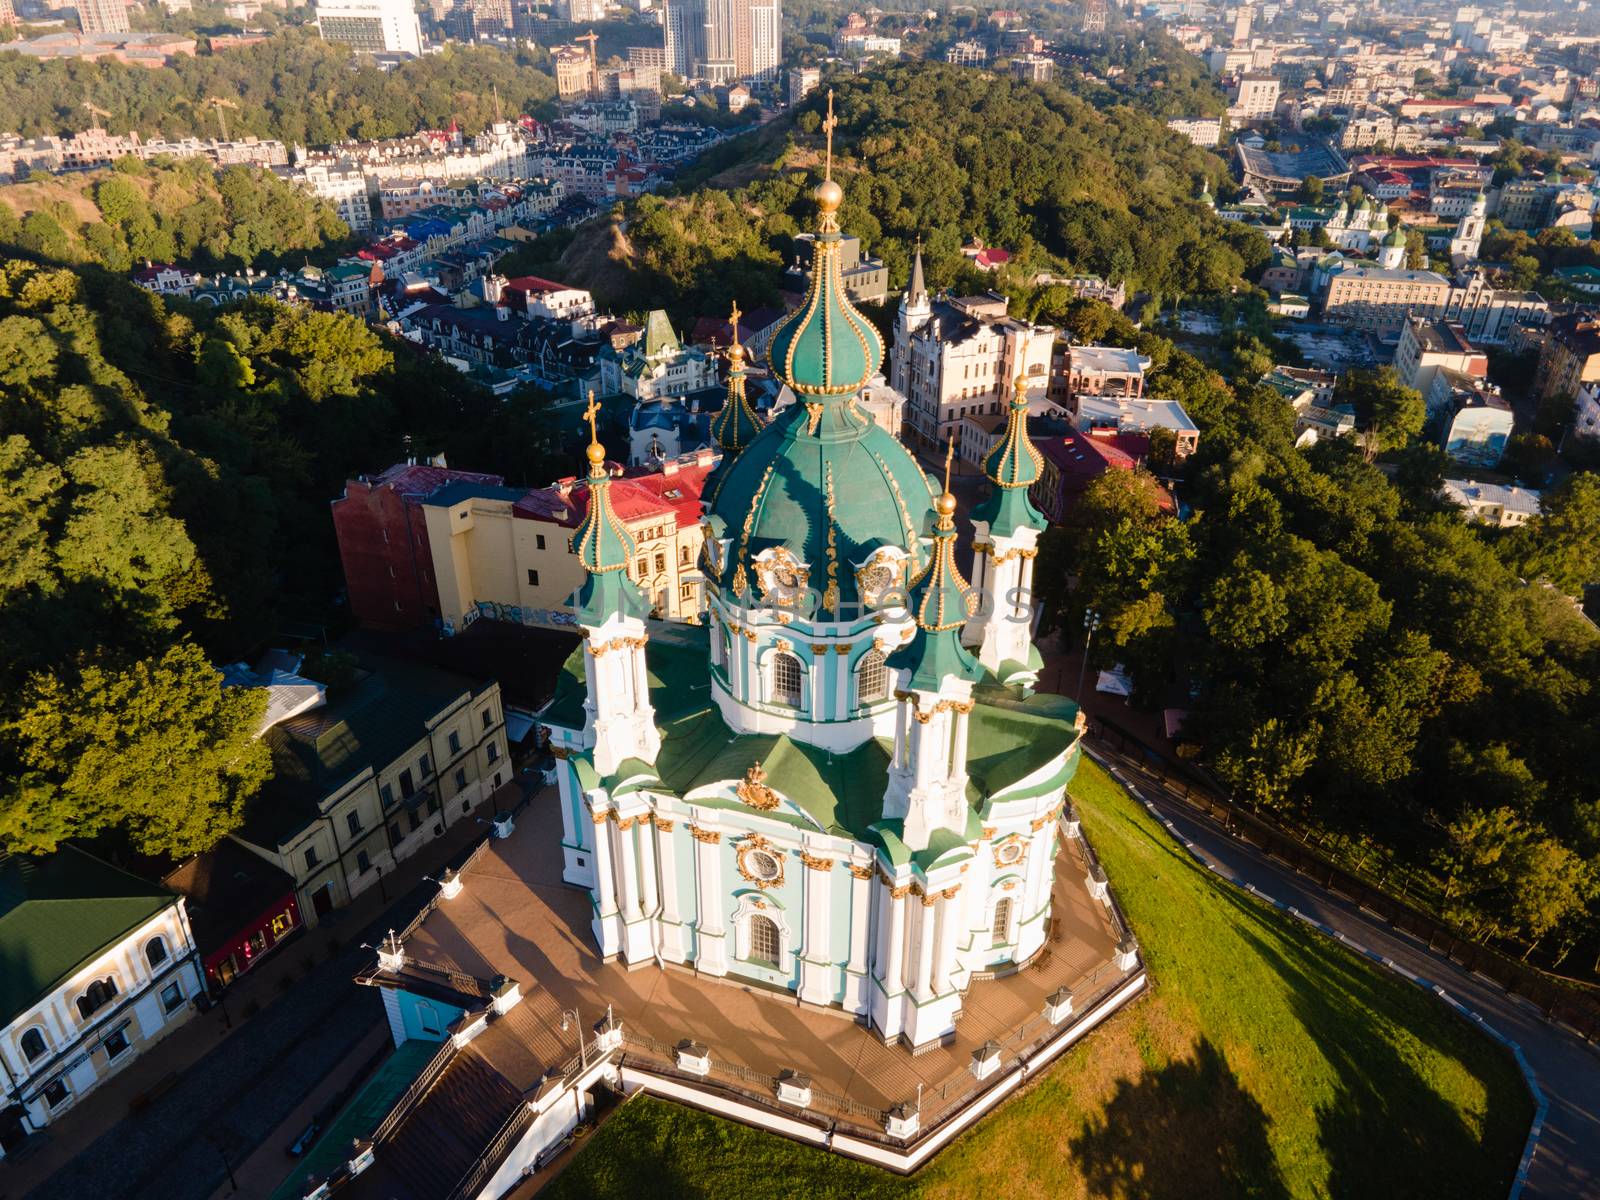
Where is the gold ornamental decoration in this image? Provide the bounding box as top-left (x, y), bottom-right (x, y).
top-left (736, 760), bottom-right (781, 811)
top-left (735, 834), bottom-right (786, 889)
top-left (688, 824), bottom-right (722, 845)
top-left (993, 834), bottom-right (1028, 869)
top-left (799, 851), bottom-right (835, 872)
top-left (656, 818), bottom-right (676, 832)
top-left (890, 884), bottom-right (911, 899)
top-left (848, 864), bottom-right (875, 880)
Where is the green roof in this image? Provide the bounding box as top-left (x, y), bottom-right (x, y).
top-left (267, 1040), bottom-right (437, 1200)
top-left (706, 400), bottom-right (935, 613)
top-left (242, 659), bottom-right (485, 848)
top-left (705, 340), bottom-right (765, 506)
top-left (642, 309), bottom-right (680, 358)
top-left (891, 503), bottom-right (982, 692)
top-left (0, 847), bottom-right (177, 1025)
top-left (975, 389), bottom-right (1046, 537)
top-left (543, 631), bottom-right (1081, 847)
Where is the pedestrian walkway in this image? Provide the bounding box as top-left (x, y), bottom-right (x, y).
top-left (7, 776), bottom-right (533, 1200)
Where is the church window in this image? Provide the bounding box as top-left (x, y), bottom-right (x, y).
top-left (749, 914), bottom-right (780, 966)
top-left (145, 938), bottom-right (168, 969)
top-left (77, 977), bottom-right (118, 1020)
top-left (20, 1028), bottom-right (47, 1064)
top-left (992, 898), bottom-right (1013, 945)
top-left (747, 851), bottom-right (781, 882)
top-left (771, 652), bottom-right (802, 707)
top-left (857, 649), bottom-right (889, 706)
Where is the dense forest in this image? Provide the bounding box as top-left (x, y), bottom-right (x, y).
top-left (0, 35), bottom-right (556, 144)
top-left (0, 256), bottom-right (572, 859)
top-left (1033, 300), bottom-right (1600, 971)
top-left (0, 156), bottom-right (350, 271)
top-left (554, 63), bottom-right (1265, 325)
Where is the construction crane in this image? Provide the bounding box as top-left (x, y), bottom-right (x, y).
top-left (575, 29), bottom-right (600, 91)
top-left (81, 93), bottom-right (112, 127)
top-left (207, 96), bottom-right (240, 143)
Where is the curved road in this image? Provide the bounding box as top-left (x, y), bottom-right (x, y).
top-left (1085, 738), bottom-right (1600, 1200)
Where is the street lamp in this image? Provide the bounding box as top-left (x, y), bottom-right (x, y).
top-left (560, 1008), bottom-right (586, 1069)
top-left (1074, 608), bottom-right (1102, 704)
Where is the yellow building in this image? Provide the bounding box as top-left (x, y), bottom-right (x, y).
top-left (421, 452), bottom-right (716, 633)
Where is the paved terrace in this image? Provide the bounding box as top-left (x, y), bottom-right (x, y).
top-left (379, 787), bottom-right (1131, 1144)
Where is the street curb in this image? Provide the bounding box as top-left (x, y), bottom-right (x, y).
top-left (1084, 744), bottom-right (1546, 1200)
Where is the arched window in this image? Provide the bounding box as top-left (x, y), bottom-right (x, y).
top-left (749, 914), bottom-right (780, 967)
top-left (856, 648), bottom-right (889, 706)
top-left (771, 652), bottom-right (802, 708)
top-left (20, 1028), bottom-right (47, 1064)
top-left (145, 938), bottom-right (168, 969)
top-left (722, 628), bottom-right (734, 674)
top-left (76, 977), bottom-right (118, 1020)
top-left (991, 897), bottom-right (1014, 945)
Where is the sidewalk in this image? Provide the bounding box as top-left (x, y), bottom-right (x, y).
top-left (5, 775), bottom-right (535, 1200)
top-left (209, 1022), bottom-right (392, 1200)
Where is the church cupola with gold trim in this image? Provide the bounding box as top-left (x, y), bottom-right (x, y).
top-left (571, 393), bottom-right (660, 774)
top-left (884, 442), bottom-right (982, 851)
top-left (704, 300), bottom-right (764, 508)
top-left (965, 373), bottom-right (1047, 690)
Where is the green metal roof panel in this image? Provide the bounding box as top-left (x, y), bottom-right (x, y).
top-left (266, 1040), bottom-right (438, 1200)
top-left (0, 847), bottom-right (177, 1025)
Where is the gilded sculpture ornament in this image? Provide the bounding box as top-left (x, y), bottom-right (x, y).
top-left (688, 824), bottom-right (722, 844)
top-left (890, 884), bottom-right (911, 899)
top-left (735, 834), bottom-right (785, 889)
top-left (617, 816), bottom-right (635, 831)
top-left (848, 864), bottom-right (874, 880)
top-left (992, 835), bottom-right (1027, 869)
top-left (799, 851), bottom-right (835, 872)
top-left (736, 760), bottom-right (781, 811)
top-left (655, 818), bottom-right (676, 832)
top-left (940, 886), bottom-right (961, 900)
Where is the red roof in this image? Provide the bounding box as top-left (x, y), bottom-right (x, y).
top-left (1041, 430), bottom-right (1148, 488)
top-left (369, 462), bottom-right (505, 499)
top-left (514, 460), bottom-right (714, 530)
top-left (504, 275), bottom-right (578, 296)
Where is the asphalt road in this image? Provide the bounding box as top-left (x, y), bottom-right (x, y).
top-left (1085, 738), bottom-right (1600, 1200)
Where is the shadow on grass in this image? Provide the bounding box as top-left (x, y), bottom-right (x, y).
top-left (1212, 884), bottom-right (1527, 1199)
top-left (1068, 1036), bottom-right (1291, 1200)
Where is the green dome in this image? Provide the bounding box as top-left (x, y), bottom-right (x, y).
top-left (572, 405), bottom-right (649, 625)
top-left (1383, 225), bottom-right (1407, 247)
top-left (706, 399), bottom-right (934, 616)
top-left (705, 316), bottom-right (764, 506)
top-left (766, 187), bottom-right (883, 397)
top-left (889, 488), bottom-right (980, 691)
top-left (973, 377), bottom-right (1045, 538)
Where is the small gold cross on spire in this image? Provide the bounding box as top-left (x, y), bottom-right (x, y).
top-left (822, 88), bottom-right (837, 181)
top-left (583, 388), bottom-right (601, 442)
top-left (728, 299), bottom-right (741, 345)
top-left (943, 433), bottom-right (955, 494)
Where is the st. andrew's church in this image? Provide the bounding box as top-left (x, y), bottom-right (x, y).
top-left (541, 107), bottom-right (1089, 1051)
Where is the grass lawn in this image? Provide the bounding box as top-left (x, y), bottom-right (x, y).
top-left (543, 759), bottom-right (1532, 1200)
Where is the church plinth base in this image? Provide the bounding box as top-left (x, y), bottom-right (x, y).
top-left (695, 930), bottom-right (729, 976)
top-left (901, 992), bottom-right (961, 1052)
top-left (621, 917), bottom-right (656, 965)
top-left (798, 960), bottom-right (834, 1007)
top-left (592, 910), bottom-right (623, 959)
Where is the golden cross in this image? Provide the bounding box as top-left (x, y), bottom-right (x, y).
top-left (728, 299), bottom-right (742, 344)
top-left (943, 433), bottom-right (955, 494)
top-left (822, 89), bottom-right (837, 181)
top-left (583, 388), bottom-right (601, 441)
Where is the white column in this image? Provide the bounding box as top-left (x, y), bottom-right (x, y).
top-left (842, 865), bottom-right (873, 1012)
top-left (951, 709), bottom-right (970, 778)
top-left (617, 818), bottom-right (642, 919)
top-left (834, 646), bottom-right (850, 716)
top-left (639, 817), bottom-right (660, 915)
top-left (693, 826), bottom-right (728, 975)
top-left (590, 806), bottom-right (621, 957)
top-left (632, 648), bottom-right (649, 710)
top-left (881, 882), bottom-right (907, 995)
top-left (932, 889), bottom-right (960, 994)
top-left (809, 650), bottom-right (827, 720)
top-left (892, 702), bottom-right (909, 768)
top-left (798, 853), bottom-right (834, 1005)
top-left (912, 890), bottom-right (937, 1000)
top-left (656, 821), bottom-right (680, 922)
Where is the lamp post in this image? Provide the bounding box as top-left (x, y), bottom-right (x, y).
top-left (560, 1008), bottom-right (586, 1069)
top-left (1074, 608), bottom-right (1102, 703)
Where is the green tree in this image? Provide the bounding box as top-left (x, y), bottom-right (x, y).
top-left (2, 642), bottom-right (271, 856)
top-left (1337, 367), bottom-right (1425, 461)
top-left (1507, 471), bottom-right (1600, 595)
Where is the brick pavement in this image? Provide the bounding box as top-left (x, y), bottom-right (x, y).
top-left (6, 779), bottom-right (527, 1200)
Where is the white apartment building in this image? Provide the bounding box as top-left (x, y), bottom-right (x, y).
top-left (1229, 73), bottom-right (1281, 122)
top-left (750, 0), bottom-right (782, 80)
top-left (892, 247), bottom-right (1055, 461)
top-left (315, 0), bottom-right (422, 55)
top-left (0, 849), bottom-right (204, 1153)
top-left (1167, 116), bottom-right (1223, 147)
top-left (292, 163), bottom-right (374, 230)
